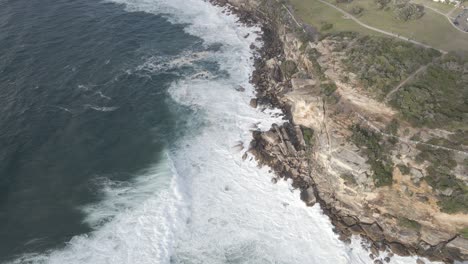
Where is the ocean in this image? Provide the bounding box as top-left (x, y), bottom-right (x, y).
top-left (0, 0), bottom-right (438, 263)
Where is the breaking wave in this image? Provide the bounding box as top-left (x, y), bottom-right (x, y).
top-left (10, 0), bottom-right (441, 263)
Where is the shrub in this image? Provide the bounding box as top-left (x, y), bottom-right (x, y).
top-left (397, 164), bottom-right (410, 175)
top-left (301, 126), bottom-right (315, 146)
top-left (321, 82), bottom-right (337, 96)
top-left (341, 173), bottom-right (357, 185)
top-left (351, 6), bottom-right (364, 16)
top-left (398, 217), bottom-right (422, 231)
top-left (375, 0), bottom-right (391, 9)
top-left (385, 119), bottom-right (400, 135)
top-left (321, 23), bottom-right (334, 31)
top-left (393, 3), bottom-right (425, 21)
top-left (461, 227), bottom-right (468, 239)
top-left (280, 60), bottom-right (297, 79)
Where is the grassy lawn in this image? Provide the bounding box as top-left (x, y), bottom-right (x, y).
top-left (356, 7), bottom-right (468, 52)
top-left (411, 0), bottom-right (456, 14)
top-left (289, 0), bottom-right (468, 52)
top-left (289, 0), bottom-right (382, 35)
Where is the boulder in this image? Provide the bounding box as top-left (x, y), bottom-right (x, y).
top-left (300, 187), bottom-right (316, 206)
top-left (342, 216), bottom-right (358, 226)
top-left (249, 98), bottom-right (258, 108)
top-left (362, 223), bottom-right (384, 241)
top-left (261, 131), bottom-right (280, 145)
top-left (445, 237), bottom-right (468, 260)
top-left (389, 242), bottom-right (410, 256)
top-left (410, 168), bottom-right (424, 184)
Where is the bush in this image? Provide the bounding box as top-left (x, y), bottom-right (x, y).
top-left (280, 60), bottom-right (297, 79)
top-left (308, 48), bottom-right (326, 80)
top-left (301, 126), bottom-right (315, 146)
top-left (375, 0), bottom-right (391, 9)
top-left (321, 23), bottom-right (334, 31)
top-left (397, 164), bottom-right (410, 175)
top-left (341, 173), bottom-right (357, 185)
top-left (351, 6), bottom-right (364, 16)
top-left (321, 82), bottom-right (337, 96)
top-left (385, 119), bottom-right (400, 135)
top-left (439, 193), bottom-right (468, 214)
top-left (393, 3), bottom-right (425, 21)
top-left (461, 227), bottom-right (468, 239)
top-left (398, 217), bottom-right (422, 231)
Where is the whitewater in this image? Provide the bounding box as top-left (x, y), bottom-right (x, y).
top-left (12, 0), bottom-right (439, 263)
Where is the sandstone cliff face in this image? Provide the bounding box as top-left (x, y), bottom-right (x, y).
top-left (212, 0), bottom-right (468, 262)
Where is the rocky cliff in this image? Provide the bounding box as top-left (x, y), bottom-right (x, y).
top-left (212, 0), bottom-right (468, 262)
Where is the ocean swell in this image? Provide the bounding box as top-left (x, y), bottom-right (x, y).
top-left (10, 1), bottom-right (440, 263)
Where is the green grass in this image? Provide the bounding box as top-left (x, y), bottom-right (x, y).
top-left (398, 217), bottom-right (422, 231)
top-left (289, 0), bottom-right (383, 35)
top-left (411, 0), bottom-right (456, 14)
top-left (461, 227), bottom-right (468, 239)
top-left (289, 0), bottom-right (468, 52)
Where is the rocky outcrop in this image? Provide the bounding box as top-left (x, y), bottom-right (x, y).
top-left (211, 0), bottom-right (468, 262)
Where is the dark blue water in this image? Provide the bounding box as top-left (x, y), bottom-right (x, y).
top-left (0, 0), bottom-right (199, 261)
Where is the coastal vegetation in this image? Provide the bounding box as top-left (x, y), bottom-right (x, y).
top-left (398, 217), bottom-right (422, 231)
top-left (415, 144), bottom-right (467, 213)
top-left (392, 0), bottom-right (425, 21)
top-left (280, 60), bottom-right (298, 79)
top-left (391, 53), bottom-right (468, 129)
top-left (462, 227), bottom-right (468, 239)
top-left (301, 126), bottom-right (315, 146)
top-left (339, 35), bottom-right (440, 99)
top-left (350, 124), bottom-right (394, 187)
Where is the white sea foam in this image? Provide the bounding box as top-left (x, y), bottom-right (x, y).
top-left (137, 51), bottom-right (212, 73)
top-left (84, 104), bottom-right (119, 112)
top-left (13, 1), bottom-right (442, 263)
top-left (95, 91), bottom-right (112, 100)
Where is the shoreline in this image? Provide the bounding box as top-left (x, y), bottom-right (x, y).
top-left (210, 0), bottom-right (467, 263)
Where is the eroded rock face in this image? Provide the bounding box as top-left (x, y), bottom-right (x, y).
top-left (212, 0), bottom-right (468, 262)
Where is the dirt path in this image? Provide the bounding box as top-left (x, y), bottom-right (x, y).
top-left (384, 64), bottom-right (428, 103)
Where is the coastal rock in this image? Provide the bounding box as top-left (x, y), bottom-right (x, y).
top-left (389, 242), bottom-right (410, 256)
top-left (249, 98), bottom-right (258, 108)
top-left (362, 223), bottom-right (384, 241)
top-left (300, 187), bottom-right (316, 206)
top-left (420, 227), bottom-right (454, 246)
top-left (445, 237), bottom-right (468, 260)
top-left (410, 168), bottom-right (424, 183)
top-left (341, 216), bottom-right (358, 226)
top-left (217, 0), bottom-right (468, 262)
